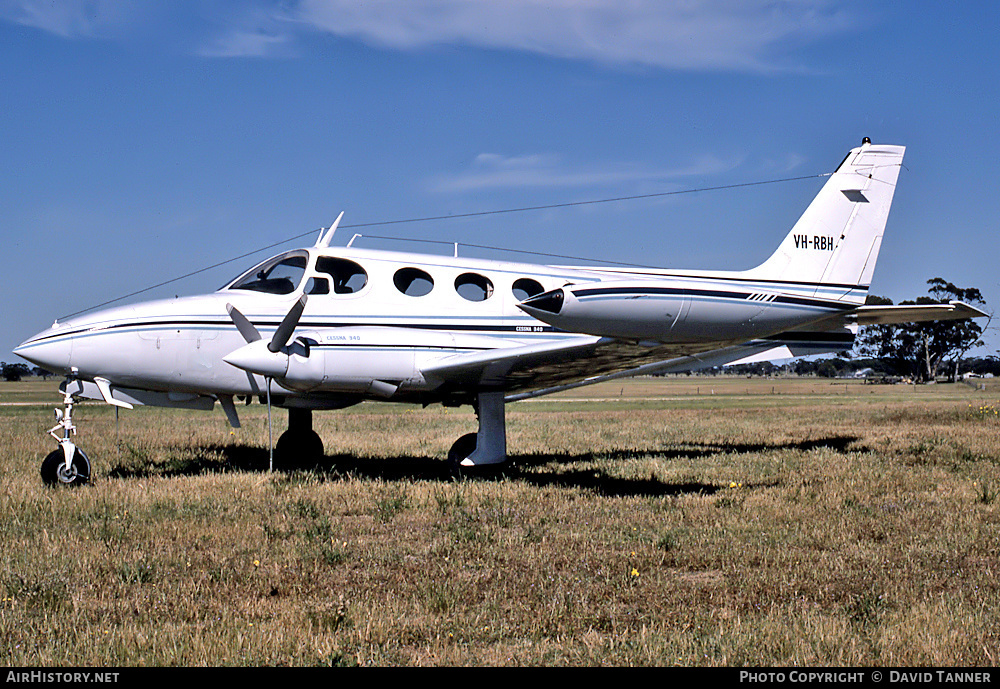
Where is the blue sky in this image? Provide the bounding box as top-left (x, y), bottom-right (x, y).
top-left (2, 1), bottom-right (998, 363)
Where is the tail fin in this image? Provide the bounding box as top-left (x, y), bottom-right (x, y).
top-left (744, 140), bottom-right (905, 302)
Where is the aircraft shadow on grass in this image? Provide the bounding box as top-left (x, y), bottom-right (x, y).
top-left (104, 434), bottom-right (862, 499)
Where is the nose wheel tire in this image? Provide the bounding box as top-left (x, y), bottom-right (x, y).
top-left (40, 448), bottom-right (91, 487)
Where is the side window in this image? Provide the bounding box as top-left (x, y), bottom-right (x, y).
top-left (512, 278), bottom-right (544, 301)
top-left (394, 267), bottom-right (434, 297)
top-left (306, 277), bottom-right (330, 295)
top-left (455, 273), bottom-right (494, 302)
top-left (315, 257), bottom-right (368, 294)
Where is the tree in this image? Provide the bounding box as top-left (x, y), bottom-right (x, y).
top-left (1, 362), bottom-right (31, 382)
top-left (31, 367), bottom-right (54, 380)
top-left (856, 278), bottom-right (989, 382)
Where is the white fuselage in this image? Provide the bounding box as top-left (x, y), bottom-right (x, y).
top-left (15, 243), bottom-right (857, 406)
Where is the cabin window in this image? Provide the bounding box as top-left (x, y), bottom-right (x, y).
top-left (394, 267), bottom-right (434, 297)
top-left (315, 257), bottom-right (368, 294)
top-left (306, 277), bottom-right (330, 295)
top-left (512, 278), bottom-right (544, 301)
top-left (455, 273), bottom-right (494, 302)
top-left (228, 252), bottom-right (308, 295)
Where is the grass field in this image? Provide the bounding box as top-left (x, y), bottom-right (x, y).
top-left (1, 377), bottom-right (998, 666)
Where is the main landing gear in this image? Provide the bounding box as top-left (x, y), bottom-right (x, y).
top-left (35, 384), bottom-right (508, 483)
top-left (40, 387), bottom-right (91, 487)
top-left (447, 392), bottom-right (510, 478)
top-left (275, 407), bottom-right (324, 466)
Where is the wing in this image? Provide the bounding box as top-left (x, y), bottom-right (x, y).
top-left (420, 333), bottom-right (839, 401)
top-left (429, 298), bottom-right (989, 401)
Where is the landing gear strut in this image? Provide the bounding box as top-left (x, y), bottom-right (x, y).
top-left (41, 386), bottom-right (90, 486)
top-left (448, 391), bottom-right (509, 477)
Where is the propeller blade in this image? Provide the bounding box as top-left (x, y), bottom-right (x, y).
top-left (269, 294), bottom-right (308, 353)
top-left (226, 304), bottom-right (262, 344)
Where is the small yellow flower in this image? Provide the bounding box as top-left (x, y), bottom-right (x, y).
top-left (630, 568), bottom-right (640, 578)
top-left (253, 559), bottom-right (260, 568)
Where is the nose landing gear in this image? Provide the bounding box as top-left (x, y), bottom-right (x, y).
top-left (40, 386), bottom-right (91, 487)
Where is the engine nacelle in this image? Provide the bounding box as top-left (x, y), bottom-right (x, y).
top-left (282, 327), bottom-right (500, 395)
top-left (518, 281), bottom-right (826, 343)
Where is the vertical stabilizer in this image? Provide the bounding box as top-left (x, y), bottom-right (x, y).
top-left (744, 140), bottom-right (905, 302)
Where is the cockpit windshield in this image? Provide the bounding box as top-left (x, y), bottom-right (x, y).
top-left (225, 251), bottom-right (309, 295)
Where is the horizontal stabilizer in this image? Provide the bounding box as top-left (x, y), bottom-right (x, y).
top-left (853, 301), bottom-right (989, 325)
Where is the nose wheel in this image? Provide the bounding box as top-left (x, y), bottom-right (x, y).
top-left (41, 447), bottom-right (91, 486)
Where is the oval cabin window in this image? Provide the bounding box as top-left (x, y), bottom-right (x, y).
top-left (394, 267), bottom-right (435, 297)
top-left (512, 278), bottom-right (545, 301)
top-left (455, 273), bottom-right (494, 302)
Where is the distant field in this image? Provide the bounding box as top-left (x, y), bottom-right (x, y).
top-left (1, 376), bottom-right (998, 666)
top-left (0, 379), bottom-right (64, 404)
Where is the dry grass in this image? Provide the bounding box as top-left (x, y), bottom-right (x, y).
top-left (1, 378), bottom-right (998, 666)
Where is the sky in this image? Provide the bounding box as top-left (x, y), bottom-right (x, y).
top-left (2, 0), bottom-right (998, 364)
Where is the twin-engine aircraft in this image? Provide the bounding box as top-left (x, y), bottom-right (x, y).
top-left (15, 140), bottom-right (988, 485)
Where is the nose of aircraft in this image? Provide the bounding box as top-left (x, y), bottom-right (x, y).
top-left (13, 324), bottom-right (74, 375)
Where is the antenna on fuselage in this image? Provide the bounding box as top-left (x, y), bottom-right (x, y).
top-left (315, 212), bottom-right (345, 248)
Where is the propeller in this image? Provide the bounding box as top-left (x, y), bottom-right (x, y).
top-left (223, 295), bottom-right (309, 472)
top-left (223, 295), bottom-right (308, 377)
top-left (269, 294), bottom-right (307, 353)
top-left (226, 303), bottom-right (261, 343)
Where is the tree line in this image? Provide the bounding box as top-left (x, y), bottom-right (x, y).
top-left (1, 363), bottom-right (52, 382)
top-left (703, 278), bottom-right (994, 381)
top-left (854, 278), bottom-right (992, 382)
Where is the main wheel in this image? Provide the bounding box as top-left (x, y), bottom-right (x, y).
top-left (447, 433), bottom-right (511, 479)
top-left (275, 429), bottom-right (325, 467)
top-left (447, 433), bottom-right (478, 473)
top-left (40, 448), bottom-right (91, 487)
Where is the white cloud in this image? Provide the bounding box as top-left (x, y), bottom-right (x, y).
top-left (2, 0), bottom-right (860, 71)
top-left (0, 0), bottom-right (138, 38)
top-left (292, 0), bottom-right (857, 72)
top-left (197, 29), bottom-right (292, 58)
top-left (429, 151), bottom-right (739, 193)
top-left (0, 1), bottom-right (297, 57)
